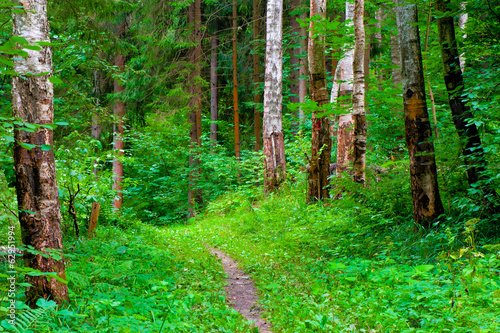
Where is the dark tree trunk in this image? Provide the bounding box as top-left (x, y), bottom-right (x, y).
top-left (188, 0), bottom-right (203, 217)
top-left (289, 0), bottom-right (302, 136)
top-left (396, 1), bottom-right (444, 228)
top-left (12, 0), bottom-right (69, 306)
top-left (307, 0), bottom-right (332, 202)
top-left (210, 36), bottom-right (218, 146)
top-left (233, 0), bottom-right (240, 158)
top-left (436, 0), bottom-right (492, 192)
top-left (112, 21), bottom-right (127, 211)
top-left (253, 0), bottom-right (262, 151)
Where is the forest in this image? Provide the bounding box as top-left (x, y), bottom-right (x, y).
top-left (0, 0), bottom-right (499, 331)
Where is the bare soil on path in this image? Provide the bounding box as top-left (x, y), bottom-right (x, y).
top-left (208, 247), bottom-right (273, 333)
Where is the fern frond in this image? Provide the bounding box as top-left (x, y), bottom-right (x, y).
top-left (13, 304), bottom-right (56, 333)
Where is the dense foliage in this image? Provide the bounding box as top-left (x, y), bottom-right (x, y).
top-left (1, 0), bottom-right (499, 331)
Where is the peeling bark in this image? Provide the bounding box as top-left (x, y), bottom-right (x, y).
top-left (352, 0), bottom-right (366, 184)
top-left (12, 0), bottom-right (69, 306)
top-left (263, 0), bottom-right (286, 193)
top-left (336, 2), bottom-right (355, 175)
top-left (395, 1), bottom-right (444, 228)
top-left (307, 0), bottom-right (331, 202)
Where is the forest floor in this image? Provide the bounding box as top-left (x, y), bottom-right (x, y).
top-left (1, 184), bottom-right (500, 332)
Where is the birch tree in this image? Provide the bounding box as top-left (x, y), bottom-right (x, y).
top-left (335, 2), bottom-right (354, 175)
top-left (263, 0), bottom-right (286, 192)
top-left (395, 0), bottom-right (444, 227)
top-left (12, 0), bottom-right (69, 305)
top-left (352, 0), bottom-right (366, 184)
top-left (307, 0), bottom-right (331, 201)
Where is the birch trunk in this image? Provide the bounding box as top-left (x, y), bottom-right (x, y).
top-left (435, 0), bottom-right (490, 189)
top-left (352, 0), bottom-right (366, 184)
top-left (336, 2), bottom-right (354, 175)
top-left (307, 0), bottom-right (331, 201)
top-left (395, 1), bottom-right (444, 228)
top-left (210, 36), bottom-right (218, 145)
top-left (12, 0), bottom-right (69, 305)
top-left (112, 21), bottom-right (126, 211)
top-left (253, 0), bottom-right (262, 151)
top-left (263, 0), bottom-right (286, 193)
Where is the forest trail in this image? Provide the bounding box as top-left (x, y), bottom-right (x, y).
top-left (208, 247), bottom-right (273, 333)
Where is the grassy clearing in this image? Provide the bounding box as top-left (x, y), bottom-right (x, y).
top-left (1, 222), bottom-right (254, 332)
top-left (189, 183), bottom-right (500, 332)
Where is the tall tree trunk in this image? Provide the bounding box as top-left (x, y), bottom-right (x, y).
top-left (12, 0), bottom-right (69, 306)
top-left (336, 2), bottom-right (355, 175)
top-left (233, 0), bottom-right (240, 158)
top-left (290, 0), bottom-right (302, 136)
top-left (458, 2), bottom-right (467, 70)
top-left (390, 34), bottom-right (402, 86)
top-left (92, 70), bottom-right (104, 175)
top-left (263, 0), bottom-right (286, 192)
top-left (112, 21), bottom-right (126, 211)
top-left (298, 7), bottom-right (308, 127)
top-left (435, 0), bottom-right (490, 190)
top-left (188, 0), bottom-right (202, 217)
top-left (253, 0), bottom-right (262, 151)
top-left (395, 1), bottom-right (444, 228)
top-left (352, 0), bottom-right (366, 184)
top-left (423, 2), bottom-right (439, 139)
top-left (210, 36), bottom-right (218, 146)
top-left (307, 0), bottom-right (331, 202)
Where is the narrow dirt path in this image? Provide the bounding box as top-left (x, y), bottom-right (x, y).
top-left (208, 247), bottom-right (273, 333)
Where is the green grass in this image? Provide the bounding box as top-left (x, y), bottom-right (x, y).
top-left (187, 182), bottom-right (500, 332)
top-left (1, 222), bottom-right (254, 332)
top-left (1, 181), bottom-right (499, 332)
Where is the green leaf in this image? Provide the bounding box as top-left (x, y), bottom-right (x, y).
top-left (55, 121), bottom-right (69, 126)
top-left (49, 76), bottom-right (64, 84)
top-left (11, 36), bottom-right (28, 45)
top-left (23, 45), bottom-right (42, 51)
top-left (0, 57), bottom-right (14, 67)
top-left (36, 298), bottom-right (57, 308)
top-left (415, 265), bottom-right (434, 273)
top-left (2, 135), bottom-right (14, 143)
top-left (41, 144), bottom-right (51, 151)
top-left (18, 142), bottom-right (36, 150)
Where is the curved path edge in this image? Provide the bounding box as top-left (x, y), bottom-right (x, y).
top-left (208, 247), bottom-right (273, 333)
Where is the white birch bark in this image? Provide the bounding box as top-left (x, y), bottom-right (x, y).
top-left (352, 0), bottom-right (366, 184)
top-left (263, 0), bottom-right (286, 192)
top-left (12, 0), bottom-right (69, 304)
top-left (335, 1), bottom-right (355, 174)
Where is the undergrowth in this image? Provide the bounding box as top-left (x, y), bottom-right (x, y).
top-left (190, 182), bottom-right (500, 332)
top-left (1, 222), bottom-right (253, 332)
